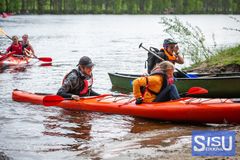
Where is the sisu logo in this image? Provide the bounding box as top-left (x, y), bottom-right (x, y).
top-left (192, 131), bottom-right (236, 156)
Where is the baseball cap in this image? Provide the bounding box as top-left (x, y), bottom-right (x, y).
top-left (77, 56), bottom-right (94, 67)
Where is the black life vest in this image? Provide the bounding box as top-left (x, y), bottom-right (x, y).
top-left (22, 43), bottom-right (28, 49)
top-left (146, 47), bottom-right (160, 74)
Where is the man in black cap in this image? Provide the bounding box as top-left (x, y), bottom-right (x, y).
top-left (147, 38), bottom-right (184, 74)
top-left (57, 56), bottom-right (99, 100)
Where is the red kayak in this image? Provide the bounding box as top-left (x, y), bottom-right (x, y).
top-left (12, 89), bottom-right (240, 124)
top-left (0, 55), bottom-right (32, 67)
top-left (1, 12), bottom-right (8, 18)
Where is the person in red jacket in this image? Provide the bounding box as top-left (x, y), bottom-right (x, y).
top-left (6, 36), bottom-right (23, 55)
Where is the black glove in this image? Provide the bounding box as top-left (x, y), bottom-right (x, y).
top-left (135, 98), bottom-right (143, 105)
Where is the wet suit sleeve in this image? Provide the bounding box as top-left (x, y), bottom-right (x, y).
top-left (132, 77), bottom-right (147, 99)
top-left (57, 72), bottom-right (77, 98)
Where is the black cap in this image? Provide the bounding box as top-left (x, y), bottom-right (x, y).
top-left (77, 56), bottom-right (94, 67)
top-left (163, 38), bottom-right (177, 45)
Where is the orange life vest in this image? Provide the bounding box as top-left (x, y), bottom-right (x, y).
top-left (160, 48), bottom-right (177, 63)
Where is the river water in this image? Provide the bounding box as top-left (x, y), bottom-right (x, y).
top-left (0, 15), bottom-right (240, 160)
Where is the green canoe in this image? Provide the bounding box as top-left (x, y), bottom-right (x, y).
top-left (108, 72), bottom-right (240, 98)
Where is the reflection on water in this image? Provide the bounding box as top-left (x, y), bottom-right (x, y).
top-left (37, 109), bottom-right (237, 159)
top-left (0, 15), bottom-right (240, 159)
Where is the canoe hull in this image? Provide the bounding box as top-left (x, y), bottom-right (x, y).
top-left (108, 72), bottom-right (240, 98)
top-left (12, 90), bottom-right (240, 124)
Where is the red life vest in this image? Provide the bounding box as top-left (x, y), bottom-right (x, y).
top-left (79, 78), bottom-right (93, 95)
top-left (7, 43), bottom-right (23, 55)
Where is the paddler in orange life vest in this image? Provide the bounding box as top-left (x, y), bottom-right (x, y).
top-left (6, 35), bottom-right (23, 55)
top-left (147, 38), bottom-right (184, 74)
top-left (21, 34), bottom-right (36, 57)
top-left (133, 61), bottom-right (180, 104)
top-left (57, 56), bottom-right (99, 100)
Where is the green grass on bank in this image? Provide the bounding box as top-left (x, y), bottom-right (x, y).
top-left (185, 44), bottom-right (240, 70)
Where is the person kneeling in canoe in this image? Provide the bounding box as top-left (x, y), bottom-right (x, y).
top-left (147, 38), bottom-right (184, 74)
top-left (57, 56), bottom-right (99, 100)
top-left (133, 61), bottom-right (180, 104)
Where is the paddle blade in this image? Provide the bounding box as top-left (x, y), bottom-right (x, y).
top-left (0, 28), bottom-right (7, 36)
top-left (187, 87), bottom-right (208, 95)
top-left (43, 95), bottom-right (64, 106)
top-left (38, 57), bottom-right (52, 62)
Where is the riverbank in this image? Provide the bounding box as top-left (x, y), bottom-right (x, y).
top-left (185, 45), bottom-right (240, 73)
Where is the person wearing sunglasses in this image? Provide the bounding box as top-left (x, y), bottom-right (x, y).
top-left (57, 56), bottom-right (99, 100)
top-left (147, 38), bottom-right (184, 74)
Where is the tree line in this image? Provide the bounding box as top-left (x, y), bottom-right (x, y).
top-left (1, 0), bottom-right (240, 14)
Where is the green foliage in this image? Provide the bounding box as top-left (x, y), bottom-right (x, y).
top-left (0, 0), bottom-right (6, 12)
top-left (159, 17), bottom-right (215, 64)
top-left (7, 0), bottom-right (21, 13)
top-left (185, 45), bottom-right (240, 71)
top-left (207, 45), bottom-right (240, 66)
top-left (1, 0), bottom-right (240, 14)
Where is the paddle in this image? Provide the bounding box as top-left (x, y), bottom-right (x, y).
top-left (12, 54), bottom-right (52, 63)
top-left (0, 51), bottom-right (16, 61)
top-left (23, 48), bottom-right (52, 62)
top-left (0, 28), bottom-right (11, 39)
top-left (139, 43), bottom-right (191, 78)
top-left (36, 57), bottom-right (52, 62)
top-left (0, 28), bottom-right (52, 63)
top-left (181, 87), bottom-right (208, 97)
top-left (42, 94), bottom-right (127, 106)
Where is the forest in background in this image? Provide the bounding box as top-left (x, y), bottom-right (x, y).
top-left (0, 0), bottom-right (240, 14)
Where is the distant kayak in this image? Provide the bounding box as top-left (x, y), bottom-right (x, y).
top-left (1, 12), bottom-right (9, 18)
top-left (0, 55), bottom-right (32, 68)
top-left (12, 89), bottom-right (240, 124)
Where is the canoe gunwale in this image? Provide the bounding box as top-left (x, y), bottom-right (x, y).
top-left (109, 72), bottom-right (240, 80)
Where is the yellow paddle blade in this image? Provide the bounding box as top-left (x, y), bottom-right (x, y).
top-left (0, 28), bottom-right (7, 36)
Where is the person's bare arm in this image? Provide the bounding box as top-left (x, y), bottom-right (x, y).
top-left (174, 45), bottom-right (184, 64)
top-left (175, 54), bottom-right (184, 64)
